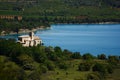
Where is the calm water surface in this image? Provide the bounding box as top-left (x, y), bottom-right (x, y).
top-left (1, 24), bottom-right (120, 56)
top-left (36, 24), bottom-right (120, 56)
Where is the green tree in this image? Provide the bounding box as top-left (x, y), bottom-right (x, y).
top-left (97, 54), bottom-right (107, 60)
top-left (92, 63), bottom-right (106, 76)
top-left (106, 64), bottom-right (113, 74)
top-left (28, 71), bottom-right (41, 80)
top-left (47, 52), bottom-right (59, 61)
top-left (54, 46), bottom-right (62, 53)
top-left (71, 52), bottom-right (81, 59)
top-left (31, 46), bottom-right (47, 63)
top-left (45, 60), bottom-right (55, 70)
top-left (58, 61), bottom-right (69, 70)
top-left (82, 53), bottom-right (94, 60)
top-left (17, 54), bottom-right (35, 70)
top-left (78, 62), bottom-right (92, 71)
top-left (0, 58), bottom-right (26, 80)
top-left (108, 55), bottom-right (119, 65)
top-left (39, 64), bottom-right (48, 73)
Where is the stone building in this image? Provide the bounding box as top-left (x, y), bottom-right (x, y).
top-left (17, 32), bottom-right (42, 47)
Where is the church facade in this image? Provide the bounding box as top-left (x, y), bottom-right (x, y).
top-left (17, 32), bottom-right (42, 47)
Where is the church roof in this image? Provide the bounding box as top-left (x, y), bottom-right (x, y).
top-left (34, 36), bottom-right (40, 40)
top-left (18, 35), bottom-right (30, 38)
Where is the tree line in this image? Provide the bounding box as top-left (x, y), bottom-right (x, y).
top-left (0, 19), bottom-right (50, 35)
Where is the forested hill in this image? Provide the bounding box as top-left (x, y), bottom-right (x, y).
top-left (0, 0), bottom-right (120, 7)
top-left (0, 0), bottom-right (120, 21)
top-left (0, 0), bottom-right (120, 34)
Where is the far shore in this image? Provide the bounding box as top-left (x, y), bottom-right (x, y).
top-left (0, 26), bottom-right (50, 36)
top-left (0, 22), bottom-right (120, 36)
top-left (54, 22), bottom-right (120, 25)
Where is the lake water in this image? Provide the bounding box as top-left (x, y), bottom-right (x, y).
top-left (1, 24), bottom-right (120, 56)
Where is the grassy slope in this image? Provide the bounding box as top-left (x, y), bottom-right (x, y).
top-left (41, 59), bottom-right (90, 80)
top-left (106, 64), bottom-right (120, 80)
top-left (41, 59), bottom-right (120, 80)
top-left (1, 54), bottom-right (120, 80)
top-left (0, 39), bottom-right (120, 80)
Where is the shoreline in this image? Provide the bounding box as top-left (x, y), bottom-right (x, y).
top-left (52, 22), bottom-right (120, 25)
top-left (0, 22), bottom-right (120, 36)
top-left (0, 26), bottom-right (50, 36)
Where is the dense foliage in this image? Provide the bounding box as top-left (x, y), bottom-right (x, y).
top-left (0, 0), bottom-right (120, 34)
top-left (0, 39), bottom-right (72, 80)
top-left (0, 38), bottom-right (120, 80)
top-left (0, 19), bottom-right (50, 34)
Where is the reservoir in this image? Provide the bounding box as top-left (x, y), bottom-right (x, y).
top-left (36, 24), bottom-right (120, 56)
top-left (1, 24), bottom-right (120, 56)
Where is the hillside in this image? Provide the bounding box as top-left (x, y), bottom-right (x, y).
top-left (0, 0), bottom-right (120, 34)
top-left (0, 0), bottom-right (120, 21)
top-left (0, 38), bottom-right (120, 80)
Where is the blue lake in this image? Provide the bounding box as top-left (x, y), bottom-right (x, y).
top-left (1, 24), bottom-right (120, 56)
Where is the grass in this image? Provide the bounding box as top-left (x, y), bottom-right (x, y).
top-left (106, 69), bottom-right (120, 80)
top-left (40, 59), bottom-right (120, 80)
top-left (41, 59), bottom-right (91, 80)
top-left (41, 70), bottom-right (88, 80)
top-left (106, 65), bottom-right (120, 80)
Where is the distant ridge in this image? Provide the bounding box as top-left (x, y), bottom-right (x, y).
top-left (0, 0), bottom-right (120, 7)
top-left (0, 0), bottom-right (120, 34)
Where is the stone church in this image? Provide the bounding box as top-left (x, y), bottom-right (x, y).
top-left (17, 32), bottom-right (42, 47)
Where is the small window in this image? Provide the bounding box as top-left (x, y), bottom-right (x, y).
top-left (18, 38), bottom-right (22, 41)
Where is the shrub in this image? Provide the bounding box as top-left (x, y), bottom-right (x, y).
top-left (71, 52), bottom-right (81, 59)
top-left (106, 64), bottom-right (113, 74)
top-left (82, 53), bottom-right (94, 60)
top-left (39, 64), bottom-right (48, 73)
top-left (97, 54), bottom-right (106, 60)
top-left (92, 63), bottom-right (106, 76)
top-left (17, 54), bottom-right (35, 70)
top-left (28, 71), bottom-right (41, 80)
top-left (87, 72), bottom-right (101, 80)
top-left (17, 54), bottom-right (34, 65)
top-left (45, 61), bottom-right (55, 70)
top-left (23, 64), bottom-right (35, 70)
top-left (0, 61), bottom-right (26, 80)
top-left (78, 62), bottom-right (91, 71)
top-left (108, 55), bottom-right (119, 65)
top-left (58, 62), bottom-right (68, 70)
top-left (47, 52), bottom-right (59, 61)
top-left (54, 46), bottom-right (62, 53)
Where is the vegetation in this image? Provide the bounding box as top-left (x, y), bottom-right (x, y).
top-left (0, 38), bottom-right (120, 80)
top-left (0, 19), bottom-right (50, 35)
top-left (0, 1), bottom-right (120, 79)
top-left (0, 0), bottom-right (120, 34)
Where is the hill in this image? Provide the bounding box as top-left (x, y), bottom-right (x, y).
top-left (0, 38), bottom-right (120, 80)
top-left (0, 0), bottom-right (120, 21)
top-left (0, 0), bottom-right (120, 34)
